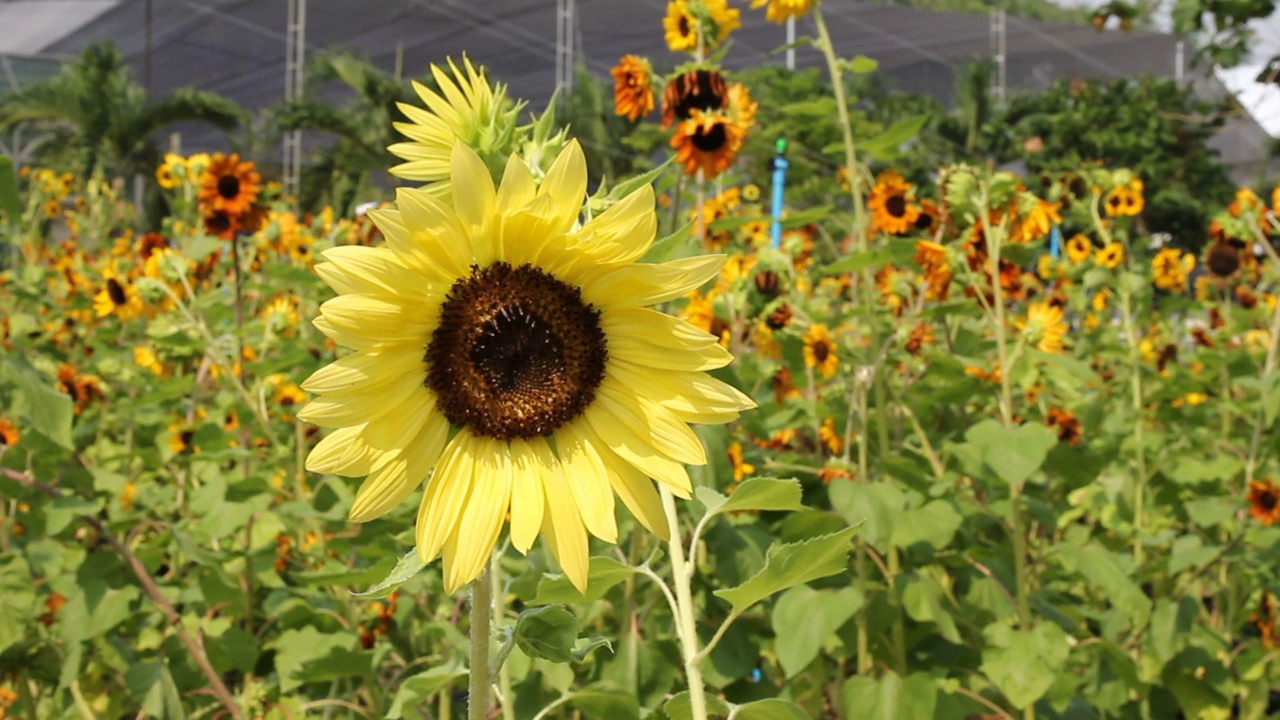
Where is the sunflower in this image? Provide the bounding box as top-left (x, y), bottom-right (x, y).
top-left (1094, 242), bottom-right (1125, 269)
top-left (1249, 480), bottom-right (1280, 525)
top-left (1205, 240), bottom-right (1241, 280)
top-left (168, 419), bottom-right (200, 455)
top-left (1010, 198), bottom-right (1061, 244)
top-left (671, 110), bottom-right (748, 179)
top-left (611, 55), bottom-right (655, 122)
top-left (867, 171), bottom-right (920, 235)
top-left (697, 187), bottom-right (741, 249)
top-left (1104, 180), bottom-right (1144, 217)
top-left (819, 417), bottom-right (844, 455)
top-left (803, 323), bottom-right (839, 378)
top-left (43, 199), bottom-right (61, 219)
top-left (1152, 247), bottom-right (1195, 291)
top-left (914, 198), bottom-right (940, 234)
top-left (661, 69), bottom-right (728, 128)
top-left (742, 183), bottom-right (761, 202)
top-left (57, 364), bottom-right (103, 415)
top-left (156, 153), bottom-right (185, 189)
top-left (663, 0), bottom-right (699, 52)
top-left (1021, 301), bottom-right (1067, 353)
top-left (133, 346), bottom-right (167, 377)
top-left (0, 417), bottom-right (19, 447)
top-left (1065, 234), bottom-right (1093, 265)
top-left (389, 56), bottom-right (519, 198)
top-left (137, 232), bottom-right (170, 260)
top-left (93, 270), bottom-right (143, 320)
top-left (198, 153), bottom-right (261, 219)
top-left (1253, 592), bottom-right (1277, 649)
top-left (905, 321), bottom-right (935, 356)
top-left (262, 295), bottom-right (301, 335)
top-left (706, 0), bottom-right (741, 47)
top-left (300, 141), bottom-right (754, 593)
top-left (727, 441), bottom-right (756, 482)
top-left (1046, 407), bottom-right (1082, 445)
top-left (750, 0), bottom-right (814, 22)
top-left (914, 240), bottom-right (952, 300)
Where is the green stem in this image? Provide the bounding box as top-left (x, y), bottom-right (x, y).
top-left (468, 565), bottom-right (492, 720)
top-left (661, 487), bottom-right (709, 720)
top-left (1118, 288), bottom-right (1148, 566)
top-left (492, 554), bottom-right (515, 720)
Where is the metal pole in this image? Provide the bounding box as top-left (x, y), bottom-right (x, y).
top-left (990, 8), bottom-right (1007, 107)
top-left (283, 0), bottom-right (306, 205)
top-left (555, 0), bottom-right (575, 99)
top-left (786, 16), bottom-right (796, 70)
top-left (1175, 39), bottom-right (1185, 84)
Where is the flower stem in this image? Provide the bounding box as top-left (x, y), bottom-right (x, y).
top-left (661, 487), bottom-right (709, 720)
top-left (468, 565), bottom-right (492, 720)
top-left (492, 554), bottom-right (515, 720)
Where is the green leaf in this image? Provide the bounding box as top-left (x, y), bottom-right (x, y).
top-left (901, 571), bottom-right (961, 643)
top-left (829, 481), bottom-right (903, 551)
top-left (698, 477), bottom-right (805, 520)
top-left (352, 549), bottom-right (426, 598)
top-left (980, 623), bottom-right (1071, 709)
top-left (861, 115), bottom-right (929, 161)
top-left (3, 355), bottom-right (74, 449)
top-left (891, 500), bottom-right (962, 550)
top-left (513, 605), bottom-right (580, 663)
top-left (772, 585), bottom-right (862, 677)
top-left (125, 662), bottom-right (187, 720)
top-left (567, 685), bottom-right (640, 720)
top-left (387, 663), bottom-right (466, 719)
top-left (664, 691), bottom-right (732, 720)
top-left (46, 496), bottom-right (102, 536)
top-left (0, 155), bottom-right (19, 224)
top-left (532, 556), bottom-right (636, 604)
top-left (1060, 545), bottom-right (1150, 625)
top-left (848, 55), bottom-right (879, 74)
top-left (206, 626), bottom-right (259, 675)
top-left (965, 420), bottom-right (1058, 486)
top-left (713, 527), bottom-right (857, 614)
top-left (841, 671), bottom-right (938, 720)
top-left (735, 699), bottom-right (812, 719)
top-left (273, 627), bottom-right (355, 692)
top-left (642, 220), bottom-right (695, 264)
top-left (604, 159), bottom-right (670, 203)
top-left (0, 556), bottom-right (35, 653)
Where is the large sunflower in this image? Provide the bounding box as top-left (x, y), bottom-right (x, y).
top-left (300, 141), bottom-right (755, 593)
top-left (198, 153), bottom-right (261, 219)
top-left (388, 57), bottom-right (519, 198)
top-left (611, 55), bottom-right (655, 122)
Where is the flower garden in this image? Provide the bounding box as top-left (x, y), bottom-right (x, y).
top-left (2, 0), bottom-right (1280, 718)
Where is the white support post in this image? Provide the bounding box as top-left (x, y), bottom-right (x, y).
top-left (1175, 39), bottom-right (1185, 84)
top-left (786, 16), bottom-right (796, 69)
top-left (555, 0), bottom-right (575, 101)
top-left (990, 8), bottom-right (1007, 107)
top-left (283, 0), bottom-right (306, 206)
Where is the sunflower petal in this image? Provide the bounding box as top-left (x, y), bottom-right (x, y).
top-left (540, 457), bottom-right (590, 592)
top-left (415, 433), bottom-right (476, 563)
top-left (441, 437), bottom-right (512, 593)
top-left (509, 438), bottom-right (548, 553)
top-left (581, 255), bottom-right (726, 308)
top-left (555, 421), bottom-right (618, 542)
top-left (306, 425), bottom-right (373, 476)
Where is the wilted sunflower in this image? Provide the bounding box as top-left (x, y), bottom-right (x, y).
top-left (750, 0), bottom-right (813, 22)
top-left (867, 171), bottom-right (920, 235)
top-left (300, 141), bottom-right (755, 593)
top-left (1021, 300), bottom-right (1067, 353)
top-left (198, 153), bottom-right (261, 218)
top-left (611, 55), bottom-right (655, 122)
top-left (1065, 234), bottom-right (1094, 264)
top-left (914, 240), bottom-right (952, 300)
top-left (1249, 480), bottom-right (1280, 525)
top-left (389, 56), bottom-right (518, 198)
top-left (803, 323), bottom-right (839, 377)
top-left (1046, 407), bottom-right (1082, 445)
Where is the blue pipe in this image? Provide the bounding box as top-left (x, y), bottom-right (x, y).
top-left (770, 140), bottom-right (788, 249)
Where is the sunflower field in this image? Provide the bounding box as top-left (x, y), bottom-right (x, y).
top-left (3, 0), bottom-right (1280, 719)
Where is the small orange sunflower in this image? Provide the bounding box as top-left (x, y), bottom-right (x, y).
top-left (1250, 480), bottom-right (1280, 525)
top-left (671, 110), bottom-right (747, 179)
top-left (611, 56), bottom-right (654, 122)
top-left (198, 153), bottom-right (261, 219)
top-left (914, 240), bottom-right (952, 300)
top-left (1046, 407), bottom-right (1082, 445)
top-left (867, 171), bottom-right (920, 235)
top-left (0, 417), bottom-right (19, 447)
top-left (1103, 179), bottom-right (1144, 217)
top-left (803, 323), bottom-right (839, 377)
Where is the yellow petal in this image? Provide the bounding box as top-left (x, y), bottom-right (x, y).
top-left (297, 384), bottom-right (403, 427)
top-left (317, 294), bottom-right (431, 349)
top-left (415, 433), bottom-right (475, 563)
top-left (608, 333), bottom-right (732, 372)
top-left (554, 421), bottom-right (618, 542)
top-left (597, 380), bottom-right (706, 466)
top-left (394, 188), bottom-right (472, 277)
top-left (509, 438), bottom-right (548, 553)
top-left (321, 245), bottom-right (447, 295)
top-left (349, 408), bottom-right (449, 523)
top-left (536, 140), bottom-right (587, 232)
top-left (572, 184), bottom-right (656, 264)
top-left (450, 143), bottom-right (496, 252)
top-left (306, 425), bottom-right (373, 476)
top-left (610, 360), bottom-right (755, 419)
top-left (602, 307), bottom-right (723, 351)
top-left (580, 255), bottom-right (726, 308)
top-left (598, 445), bottom-right (670, 540)
top-left (582, 406), bottom-right (692, 497)
top-left (301, 348), bottom-right (424, 394)
top-left (539, 457), bottom-right (590, 592)
top-left (441, 437), bottom-right (512, 593)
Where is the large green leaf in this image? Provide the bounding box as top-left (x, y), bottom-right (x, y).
top-left (3, 355), bottom-right (74, 449)
top-left (861, 115), bottom-right (929, 160)
top-left (1060, 544), bottom-right (1150, 626)
top-left (351, 549), bottom-right (426, 598)
top-left (387, 663), bottom-right (467, 719)
top-left (532, 556), bottom-right (636, 604)
top-left (513, 605), bottom-right (580, 664)
top-left (125, 662), bottom-right (187, 720)
top-left (714, 527), bottom-right (857, 614)
top-left (965, 419), bottom-right (1058, 486)
top-left (841, 671), bottom-right (937, 720)
top-left (980, 623), bottom-right (1070, 709)
top-left (664, 692), bottom-right (732, 720)
top-left (901, 571), bottom-right (961, 643)
top-left (735, 699), bottom-right (811, 719)
top-left (772, 585), bottom-right (862, 677)
top-left (696, 476), bottom-right (805, 519)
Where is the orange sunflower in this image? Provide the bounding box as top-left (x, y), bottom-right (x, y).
top-left (1249, 480), bottom-right (1280, 525)
top-left (0, 417), bottom-right (19, 447)
top-left (867, 171), bottom-right (920, 235)
top-left (198, 153), bottom-right (261, 219)
top-left (611, 55), bottom-right (655, 121)
top-left (661, 68), bottom-right (729, 128)
top-left (671, 109), bottom-right (747, 179)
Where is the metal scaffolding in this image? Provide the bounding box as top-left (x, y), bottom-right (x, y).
top-left (283, 0), bottom-right (306, 205)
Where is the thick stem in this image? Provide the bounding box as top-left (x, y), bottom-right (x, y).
top-left (661, 487), bottom-right (709, 720)
top-left (493, 555), bottom-right (515, 720)
top-left (468, 566), bottom-right (492, 720)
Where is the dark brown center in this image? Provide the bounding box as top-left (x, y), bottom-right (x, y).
top-left (1207, 243), bottom-right (1240, 278)
top-left (812, 339), bottom-right (831, 363)
top-left (669, 70), bottom-right (728, 122)
top-left (217, 174), bottom-right (241, 200)
top-left (106, 278), bottom-right (127, 306)
top-left (691, 122), bottom-right (728, 152)
top-left (426, 262), bottom-right (607, 440)
top-left (886, 194), bottom-right (907, 219)
top-left (1262, 491), bottom-right (1278, 511)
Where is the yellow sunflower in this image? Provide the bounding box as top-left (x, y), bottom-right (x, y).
top-left (1065, 233), bottom-right (1093, 265)
top-left (1104, 179), bottom-right (1144, 217)
top-left (750, 0), bottom-right (813, 22)
top-left (867, 171), bottom-right (920, 235)
top-left (388, 56), bottom-right (519, 198)
top-left (156, 153), bottom-right (185, 189)
top-left (1152, 247), bottom-right (1195, 291)
top-left (664, 0), bottom-right (740, 53)
top-left (300, 141), bottom-right (755, 593)
top-left (1094, 242), bottom-right (1125, 268)
top-left (803, 323), bottom-right (839, 378)
top-left (93, 270), bottom-right (143, 320)
top-left (1021, 301), bottom-right (1068, 353)
top-left (611, 55), bottom-right (655, 122)
top-left (663, 0), bottom-right (699, 52)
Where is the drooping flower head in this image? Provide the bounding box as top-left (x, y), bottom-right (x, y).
top-left (669, 81), bottom-right (755, 179)
top-left (389, 56), bottom-right (522, 198)
top-left (611, 55), bottom-right (656, 122)
top-left (1152, 247), bottom-right (1195, 291)
top-left (662, 69), bottom-right (729, 129)
top-left (301, 141), bottom-right (755, 593)
top-left (1021, 301), bottom-right (1068, 353)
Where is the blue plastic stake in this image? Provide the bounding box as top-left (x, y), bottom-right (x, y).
top-left (770, 137), bottom-right (789, 249)
top-left (1049, 224), bottom-right (1062, 259)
